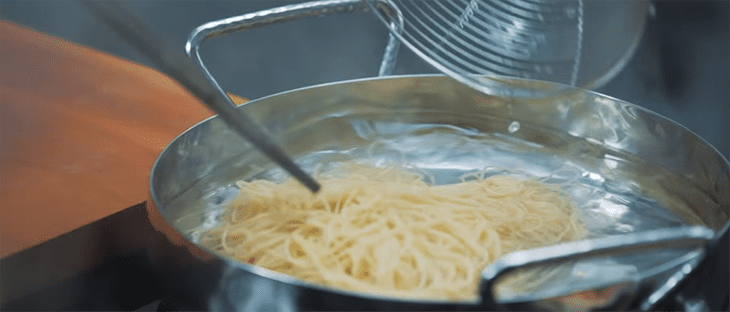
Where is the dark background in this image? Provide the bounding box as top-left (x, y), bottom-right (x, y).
top-left (1, 0), bottom-right (727, 157)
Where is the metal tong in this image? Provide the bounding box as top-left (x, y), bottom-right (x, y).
top-left (83, 0), bottom-right (402, 193)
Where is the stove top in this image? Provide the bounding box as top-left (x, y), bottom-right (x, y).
top-left (1, 203), bottom-right (163, 310)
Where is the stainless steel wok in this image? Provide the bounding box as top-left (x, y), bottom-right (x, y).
top-left (145, 1), bottom-right (728, 310)
top-left (149, 74), bottom-right (729, 311)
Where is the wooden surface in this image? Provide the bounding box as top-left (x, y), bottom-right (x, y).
top-left (0, 22), bottom-right (245, 257)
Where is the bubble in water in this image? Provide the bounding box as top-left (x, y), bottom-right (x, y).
top-left (508, 121), bottom-right (520, 133)
top-left (565, 7), bottom-right (577, 19)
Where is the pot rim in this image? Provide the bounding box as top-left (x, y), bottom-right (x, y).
top-left (149, 74), bottom-right (730, 306)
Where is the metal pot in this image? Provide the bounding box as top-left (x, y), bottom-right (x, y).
top-left (149, 75), bottom-right (729, 311)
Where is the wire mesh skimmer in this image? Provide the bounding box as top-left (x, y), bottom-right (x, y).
top-left (366, 0), bottom-right (649, 98)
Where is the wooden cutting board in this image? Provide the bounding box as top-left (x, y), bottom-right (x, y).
top-left (0, 21), bottom-right (245, 257)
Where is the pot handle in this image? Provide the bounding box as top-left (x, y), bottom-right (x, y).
top-left (185, 0), bottom-right (403, 110)
top-left (479, 225), bottom-right (716, 311)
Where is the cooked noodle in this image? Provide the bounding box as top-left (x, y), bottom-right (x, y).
top-left (199, 162), bottom-right (586, 300)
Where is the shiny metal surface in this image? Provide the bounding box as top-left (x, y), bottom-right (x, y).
top-left (365, 0), bottom-right (649, 98)
top-left (150, 75), bottom-right (729, 310)
top-left (481, 226), bottom-right (715, 310)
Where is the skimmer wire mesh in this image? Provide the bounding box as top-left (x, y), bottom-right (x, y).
top-left (367, 0), bottom-right (586, 97)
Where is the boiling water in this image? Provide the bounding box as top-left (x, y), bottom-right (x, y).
top-left (177, 120), bottom-right (713, 303)
top-left (192, 122), bottom-right (705, 235)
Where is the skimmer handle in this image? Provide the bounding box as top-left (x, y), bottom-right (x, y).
top-left (185, 0), bottom-right (403, 96)
top-left (183, 0), bottom-right (403, 191)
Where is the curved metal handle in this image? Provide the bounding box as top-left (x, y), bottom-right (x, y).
top-left (479, 226), bottom-right (716, 310)
top-left (185, 0), bottom-right (403, 110)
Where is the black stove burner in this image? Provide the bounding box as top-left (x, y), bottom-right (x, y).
top-left (135, 299), bottom-right (161, 312)
top-left (1, 203), bottom-right (164, 311)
